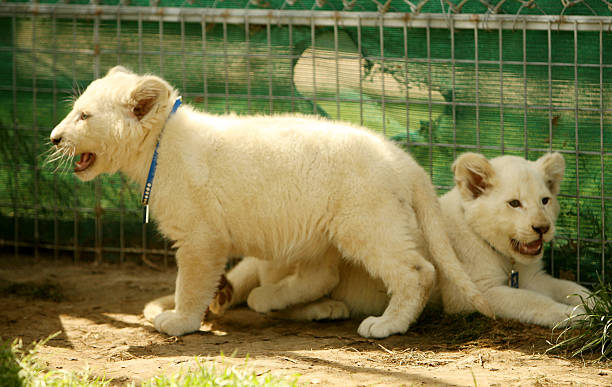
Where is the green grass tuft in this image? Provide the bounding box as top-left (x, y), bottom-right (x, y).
top-left (0, 338), bottom-right (22, 387)
top-left (547, 277), bottom-right (612, 361)
top-left (1, 334), bottom-right (299, 387)
top-left (141, 358), bottom-right (300, 387)
top-left (0, 332), bottom-right (111, 387)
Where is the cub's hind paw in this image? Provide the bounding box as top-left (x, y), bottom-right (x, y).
top-left (247, 285), bottom-right (281, 313)
top-left (306, 300), bottom-right (350, 321)
top-left (357, 315), bottom-right (408, 339)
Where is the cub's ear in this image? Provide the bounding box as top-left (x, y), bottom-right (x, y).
top-left (452, 152), bottom-right (495, 200)
top-left (535, 152), bottom-right (565, 195)
top-left (129, 76), bottom-right (172, 121)
top-left (106, 65), bottom-right (133, 76)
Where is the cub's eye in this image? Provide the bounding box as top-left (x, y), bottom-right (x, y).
top-left (508, 199), bottom-right (521, 208)
top-left (80, 112), bottom-right (90, 120)
top-left (542, 197), bottom-right (550, 205)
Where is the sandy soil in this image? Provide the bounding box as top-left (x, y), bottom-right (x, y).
top-left (0, 257), bottom-right (610, 386)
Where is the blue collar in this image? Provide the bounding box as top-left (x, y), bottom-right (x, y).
top-left (142, 97), bottom-right (182, 223)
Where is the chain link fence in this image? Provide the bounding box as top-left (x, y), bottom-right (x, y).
top-left (0, 0), bottom-right (610, 284)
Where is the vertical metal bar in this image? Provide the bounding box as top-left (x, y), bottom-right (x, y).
top-left (547, 22), bottom-right (553, 153)
top-left (223, 21), bottom-right (229, 113)
top-left (599, 23), bottom-right (606, 282)
top-left (474, 24), bottom-right (480, 151)
top-left (334, 17), bottom-right (340, 118)
top-left (403, 20), bottom-right (410, 148)
top-left (117, 12), bottom-right (125, 264)
top-left (451, 19), bottom-right (456, 159)
top-left (116, 9), bottom-right (121, 65)
top-left (499, 23), bottom-right (504, 155)
top-left (142, 206), bottom-right (148, 263)
top-left (72, 16), bottom-right (79, 263)
top-left (119, 176), bottom-right (125, 264)
top-left (573, 22), bottom-right (581, 282)
top-left (11, 12), bottom-right (18, 258)
top-left (159, 17), bottom-right (164, 76)
top-left (547, 21), bottom-right (555, 274)
top-left (522, 21), bottom-right (528, 159)
top-left (310, 15), bottom-right (317, 115)
top-left (202, 14), bottom-right (208, 111)
top-left (379, 18), bottom-right (386, 136)
top-left (93, 12), bottom-right (102, 264)
top-left (267, 21), bottom-right (273, 113)
top-left (93, 15), bottom-right (100, 77)
top-left (357, 17), bottom-right (363, 125)
top-left (52, 12), bottom-right (58, 261)
top-left (426, 18), bottom-right (432, 176)
top-left (181, 14), bottom-right (186, 96)
top-left (289, 20), bottom-right (295, 112)
top-left (245, 14), bottom-right (251, 113)
top-left (32, 12), bottom-right (40, 261)
top-left (138, 12), bottom-right (143, 73)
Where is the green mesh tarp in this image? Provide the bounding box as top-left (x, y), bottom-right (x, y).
top-left (0, 2), bottom-right (609, 281)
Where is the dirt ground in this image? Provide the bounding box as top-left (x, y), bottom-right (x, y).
top-left (1, 256), bottom-right (610, 386)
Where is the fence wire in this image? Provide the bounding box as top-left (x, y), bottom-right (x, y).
top-left (0, 3), bottom-right (610, 285)
top-left (4, 0), bottom-right (612, 16)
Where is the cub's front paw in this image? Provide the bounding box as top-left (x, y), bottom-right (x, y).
top-left (247, 286), bottom-right (284, 313)
top-left (154, 310), bottom-right (201, 336)
top-left (551, 305), bottom-right (587, 328)
top-left (564, 305), bottom-right (588, 326)
top-left (357, 316), bottom-right (408, 339)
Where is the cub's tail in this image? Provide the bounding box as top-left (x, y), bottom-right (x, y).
top-left (411, 173), bottom-right (494, 319)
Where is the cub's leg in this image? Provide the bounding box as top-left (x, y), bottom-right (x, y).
top-left (332, 206), bottom-right (435, 339)
top-left (207, 256), bottom-right (296, 318)
top-left (483, 286), bottom-right (584, 327)
top-left (247, 247), bottom-right (341, 313)
top-left (522, 272), bottom-right (591, 307)
top-left (154, 237), bottom-right (229, 336)
top-left (270, 298), bottom-right (350, 321)
top-left (224, 256), bottom-right (263, 307)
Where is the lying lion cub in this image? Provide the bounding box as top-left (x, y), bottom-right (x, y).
top-left (162, 152), bottom-right (589, 328)
top-left (51, 66), bottom-right (490, 338)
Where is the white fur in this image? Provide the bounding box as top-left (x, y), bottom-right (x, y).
top-left (52, 66), bottom-right (488, 338)
top-left (214, 153), bottom-right (590, 328)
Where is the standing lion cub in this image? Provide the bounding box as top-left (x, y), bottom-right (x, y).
top-left (195, 152), bottom-right (589, 328)
top-left (50, 66), bottom-right (490, 338)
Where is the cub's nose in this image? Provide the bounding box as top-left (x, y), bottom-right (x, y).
top-left (50, 135), bottom-right (62, 145)
top-left (532, 224), bottom-right (550, 235)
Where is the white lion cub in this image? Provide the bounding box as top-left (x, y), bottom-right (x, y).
top-left (437, 152), bottom-right (590, 326)
top-left (50, 66), bottom-right (490, 338)
top-left (198, 152), bottom-right (590, 328)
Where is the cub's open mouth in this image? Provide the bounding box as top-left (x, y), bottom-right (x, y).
top-left (74, 152), bottom-right (96, 173)
top-left (511, 238), bottom-right (543, 256)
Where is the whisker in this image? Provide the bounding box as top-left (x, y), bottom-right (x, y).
top-left (55, 152), bottom-right (74, 174)
top-left (40, 146), bottom-right (55, 159)
top-left (62, 95), bottom-right (75, 106)
top-left (44, 140), bottom-right (78, 174)
top-left (46, 152), bottom-right (64, 164)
